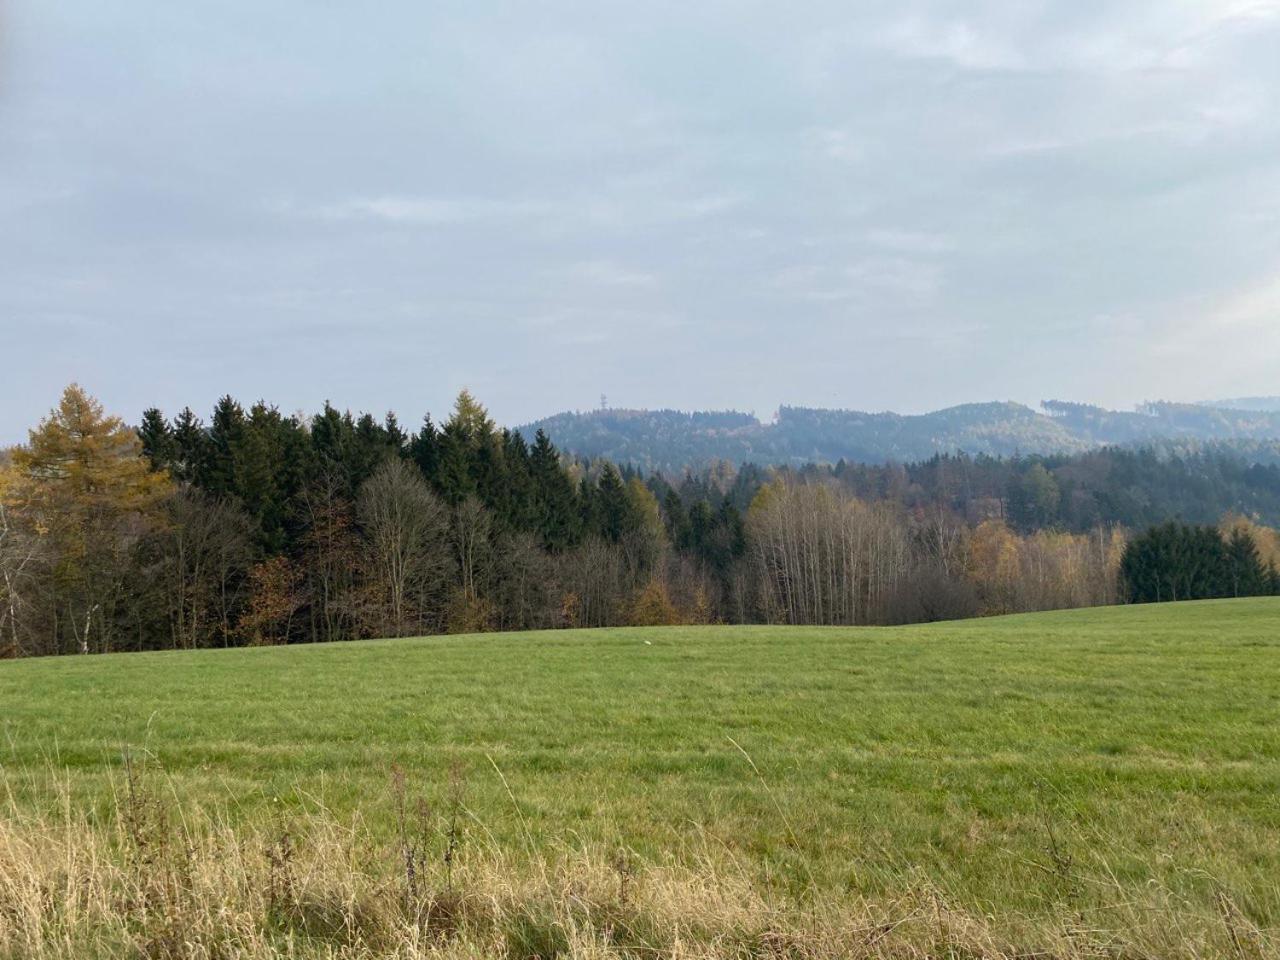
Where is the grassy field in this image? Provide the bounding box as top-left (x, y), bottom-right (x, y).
top-left (2, 599), bottom-right (1279, 957)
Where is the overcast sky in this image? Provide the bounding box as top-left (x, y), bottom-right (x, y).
top-left (3, 1), bottom-right (1280, 442)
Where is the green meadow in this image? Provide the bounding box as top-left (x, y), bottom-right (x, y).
top-left (3, 598), bottom-right (1279, 925)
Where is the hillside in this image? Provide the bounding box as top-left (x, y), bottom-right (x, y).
top-left (521, 399), bottom-right (1280, 470)
top-left (3, 600), bottom-right (1278, 957)
top-left (1205, 396), bottom-right (1280, 412)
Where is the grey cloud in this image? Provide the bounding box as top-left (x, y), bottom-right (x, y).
top-left (2, 0), bottom-right (1280, 441)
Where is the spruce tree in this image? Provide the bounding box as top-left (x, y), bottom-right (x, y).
top-left (662, 488), bottom-right (691, 550)
top-left (171, 407), bottom-right (210, 485)
top-left (409, 416), bottom-right (441, 483)
top-left (530, 430), bottom-right (580, 550)
top-left (1122, 522), bottom-right (1236, 604)
top-left (434, 420), bottom-right (475, 506)
top-left (204, 396), bottom-right (246, 497)
top-left (311, 402), bottom-right (353, 476)
top-left (1224, 527), bottom-right (1267, 598)
top-left (351, 412), bottom-right (394, 488)
top-left (384, 412), bottom-right (408, 453)
top-left (501, 430), bottom-right (537, 531)
top-left (594, 463), bottom-right (635, 542)
top-left (137, 408), bottom-right (176, 473)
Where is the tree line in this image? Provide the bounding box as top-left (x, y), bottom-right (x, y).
top-left (1121, 520), bottom-right (1280, 604)
top-left (1, 385), bottom-right (1276, 658)
top-left (522, 401), bottom-right (1280, 473)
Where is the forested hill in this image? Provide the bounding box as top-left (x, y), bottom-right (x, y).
top-left (521, 401), bottom-right (1280, 471)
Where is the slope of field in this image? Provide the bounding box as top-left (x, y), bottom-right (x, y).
top-left (3, 599), bottom-right (1278, 926)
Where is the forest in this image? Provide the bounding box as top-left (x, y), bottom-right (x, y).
top-left (2, 385), bottom-right (1277, 658)
top-left (524, 401), bottom-right (1280, 471)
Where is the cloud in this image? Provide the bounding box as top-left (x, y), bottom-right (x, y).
top-left (300, 189), bottom-right (741, 233)
top-left (5, 0), bottom-right (1280, 435)
top-left (1209, 270), bottom-right (1280, 333)
top-left (575, 192), bottom-right (744, 229)
top-left (806, 127), bottom-right (864, 163)
top-left (866, 229), bottom-right (954, 255)
top-left (770, 256), bottom-right (942, 307)
top-left (557, 260), bottom-right (659, 287)
top-left (1142, 269), bottom-right (1280, 367)
top-left (874, 15), bottom-right (1026, 71)
top-left (314, 196), bottom-right (552, 225)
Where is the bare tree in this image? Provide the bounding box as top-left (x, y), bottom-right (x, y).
top-left (555, 537), bottom-right (630, 628)
top-left (300, 470), bottom-right (362, 643)
top-left (358, 459), bottom-right (450, 637)
top-left (748, 481), bottom-right (910, 626)
top-left (490, 529), bottom-right (555, 631)
top-left (0, 500), bottom-right (49, 658)
top-left (156, 489), bottom-right (253, 649)
top-left (451, 496), bottom-right (492, 607)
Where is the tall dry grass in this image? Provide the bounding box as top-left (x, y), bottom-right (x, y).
top-left (0, 763), bottom-right (1275, 959)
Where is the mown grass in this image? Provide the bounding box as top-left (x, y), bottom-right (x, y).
top-left (2, 599), bottom-right (1279, 956)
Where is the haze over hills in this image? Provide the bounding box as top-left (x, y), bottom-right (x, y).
top-left (1202, 397), bottom-right (1280, 413)
top-left (521, 400), bottom-right (1280, 471)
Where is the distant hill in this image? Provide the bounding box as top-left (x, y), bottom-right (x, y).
top-left (1201, 397), bottom-right (1280, 413)
top-left (520, 400), bottom-right (1280, 471)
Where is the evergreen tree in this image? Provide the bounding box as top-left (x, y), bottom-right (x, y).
top-left (662, 488), bottom-right (691, 550)
top-left (434, 420), bottom-right (475, 505)
top-left (138, 408), bottom-right (176, 473)
top-left (351, 412), bottom-right (395, 488)
top-left (713, 501), bottom-right (747, 571)
top-left (171, 407), bottom-right (210, 485)
top-left (688, 500), bottom-right (714, 557)
top-left (529, 430), bottom-right (580, 550)
top-left (204, 396), bottom-right (246, 497)
top-left (430, 390), bottom-right (503, 507)
top-left (384, 412), bottom-right (408, 453)
top-left (472, 432), bottom-right (509, 521)
top-left (1008, 462), bottom-right (1062, 530)
top-left (1122, 522), bottom-right (1234, 604)
top-left (594, 463), bottom-right (634, 542)
top-left (236, 403), bottom-right (305, 553)
top-left (501, 430), bottom-right (537, 531)
top-left (311, 402), bottom-right (353, 478)
top-left (1224, 527), bottom-right (1267, 598)
top-left (409, 416), bottom-right (441, 484)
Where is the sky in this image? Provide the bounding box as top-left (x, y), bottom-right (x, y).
top-left (2, 1), bottom-right (1280, 443)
